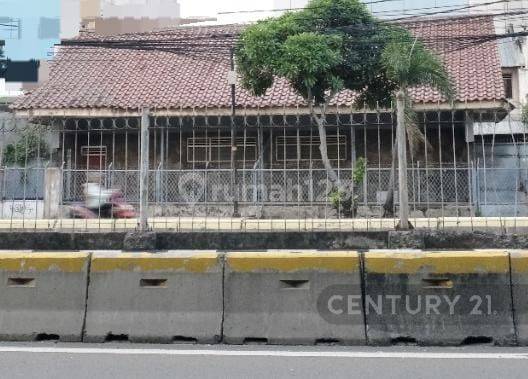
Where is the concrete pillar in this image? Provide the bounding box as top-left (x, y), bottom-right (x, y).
top-left (139, 109), bottom-right (150, 231)
top-left (44, 168), bottom-right (62, 219)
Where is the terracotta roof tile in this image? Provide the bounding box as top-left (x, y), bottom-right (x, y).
top-left (12, 15), bottom-right (505, 111)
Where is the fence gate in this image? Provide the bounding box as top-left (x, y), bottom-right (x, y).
top-left (475, 143), bottom-right (528, 217)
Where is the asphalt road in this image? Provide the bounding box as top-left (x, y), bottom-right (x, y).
top-left (2, 344), bottom-right (528, 379)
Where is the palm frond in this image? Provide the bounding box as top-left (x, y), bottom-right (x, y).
top-left (404, 97), bottom-right (433, 156)
top-left (381, 31), bottom-right (455, 102)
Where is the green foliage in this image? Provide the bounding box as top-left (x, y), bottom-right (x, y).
top-left (0, 43), bottom-right (6, 77)
top-left (2, 130), bottom-right (50, 167)
top-left (522, 103), bottom-right (528, 126)
top-left (329, 157), bottom-right (366, 217)
top-left (236, 0), bottom-right (397, 107)
top-left (237, 0), bottom-right (454, 108)
top-left (380, 27), bottom-right (454, 101)
top-left (352, 157), bottom-right (366, 185)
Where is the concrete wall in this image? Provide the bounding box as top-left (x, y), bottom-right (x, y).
top-left (2, 230), bottom-right (528, 251)
top-left (2, 249), bottom-right (528, 346)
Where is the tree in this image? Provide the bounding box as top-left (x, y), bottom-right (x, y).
top-left (0, 41), bottom-right (6, 78)
top-left (2, 129), bottom-right (50, 167)
top-left (236, 0), bottom-right (396, 190)
top-left (379, 27), bottom-right (454, 217)
top-left (236, 0), bottom-right (453, 219)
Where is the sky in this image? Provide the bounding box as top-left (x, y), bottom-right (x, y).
top-left (178, 0), bottom-right (466, 18)
top-left (179, 0), bottom-right (274, 18)
top-left (0, 0), bottom-right (470, 60)
top-left (0, 0), bottom-right (61, 60)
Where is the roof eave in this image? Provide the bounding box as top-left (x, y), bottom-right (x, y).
top-left (12, 100), bottom-right (508, 119)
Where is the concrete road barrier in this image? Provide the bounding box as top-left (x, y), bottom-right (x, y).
top-left (223, 251), bottom-right (365, 345)
top-left (364, 250), bottom-right (515, 346)
top-left (0, 252), bottom-right (90, 342)
top-left (84, 251), bottom-right (223, 344)
top-left (510, 251), bottom-right (528, 345)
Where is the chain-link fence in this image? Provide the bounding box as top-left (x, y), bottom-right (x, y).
top-left (1, 109), bottom-right (528, 231)
top-left (60, 167), bottom-right (472, 206)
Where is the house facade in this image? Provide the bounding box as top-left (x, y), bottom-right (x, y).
top-left (8, 15), bottom-right (515, 218)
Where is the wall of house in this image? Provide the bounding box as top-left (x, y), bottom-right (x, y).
top-left (59, 112), bottom-right (470, 172)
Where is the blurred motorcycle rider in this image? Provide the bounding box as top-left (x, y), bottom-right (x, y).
top-left (83, 182), bottom-right (113, 217)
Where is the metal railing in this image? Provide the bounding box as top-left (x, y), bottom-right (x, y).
top-left (2, 109), bottom-right (528, 231)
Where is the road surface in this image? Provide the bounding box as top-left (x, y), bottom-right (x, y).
top-left (1, 343), bottom-right (528, 378)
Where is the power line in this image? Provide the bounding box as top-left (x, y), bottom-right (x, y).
top-left (59, 19), bottom-right (528, 54)
top-left (54, 7), bottom-right (528, 64)
top-left (218, 0), bottom-right (404, 15)
top-left (217, 0), bottom-right (512, 18)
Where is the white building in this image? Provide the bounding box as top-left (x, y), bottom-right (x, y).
top-left (60, 0), bottom-right (182, 39)
top-left (469, 0), bottom-right (528, 137)
top-left (102, 0), bottom-right (180, 19)
top-left (273, 0), bottom-right (309, 10)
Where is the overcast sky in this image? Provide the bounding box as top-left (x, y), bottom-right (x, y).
top-left (179, 0), bottom-right (275, 18)
top-left (177, 0), bottom-right (467, 20)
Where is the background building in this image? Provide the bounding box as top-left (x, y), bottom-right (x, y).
top-left (0, 0), bottom-right (60, 100)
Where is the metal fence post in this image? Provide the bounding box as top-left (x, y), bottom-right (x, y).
top-left (396, 91), bottom-right (410, 229)
top-left (139, 108), bottom-right (150, 231)
top-left (229, 48), bottom-right (240, 217)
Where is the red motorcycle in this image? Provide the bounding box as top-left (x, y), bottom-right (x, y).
top-left (69, 190), bottom-right (136, 219)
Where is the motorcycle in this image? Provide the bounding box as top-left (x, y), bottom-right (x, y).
top-left (69, 189), bottom-right (136, 219)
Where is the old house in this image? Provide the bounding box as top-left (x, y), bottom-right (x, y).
top-left (9, 15), bottom-right (514, 217)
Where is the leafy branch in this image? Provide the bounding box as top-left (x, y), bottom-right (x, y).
top-left (2, 130), bottom-right (50, 167)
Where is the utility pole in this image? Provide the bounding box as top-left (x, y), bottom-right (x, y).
top-left (139, 108), bottom-right (150, 231)
top-left (229, 48), bottom-right (240, 217)
top-left (396, 91), bottom-right (410, 230)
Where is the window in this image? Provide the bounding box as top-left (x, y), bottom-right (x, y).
top-left (81, 146), bottom-right (107, 169)
top-left (503, 73), bottom-right (513, 99)
top-left (187, 137), bottom-right (257, 164)
top-left (275, 135), bottom-right (347, 162)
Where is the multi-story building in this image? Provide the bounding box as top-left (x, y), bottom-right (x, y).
top-left (0, 0), bottom-right (60, 100)
top-left (62, 0), bottom-right (191, 38)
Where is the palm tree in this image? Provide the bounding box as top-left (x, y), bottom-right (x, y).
top-left (380, 29), bottom-right (455, 222)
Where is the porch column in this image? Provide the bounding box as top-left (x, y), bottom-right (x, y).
top-left (139, 108), bottom-right (150, 230)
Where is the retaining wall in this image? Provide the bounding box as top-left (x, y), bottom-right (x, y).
top-left (2, 230), bottom-right (528, 251)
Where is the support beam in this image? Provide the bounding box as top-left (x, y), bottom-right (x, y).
top-left (396, 91), bottom-right (410, 230)
top-left (139, 108), bottom-right (150, 231)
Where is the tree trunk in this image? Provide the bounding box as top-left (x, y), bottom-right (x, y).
top-left (314, 114), bottom-right (340, 186)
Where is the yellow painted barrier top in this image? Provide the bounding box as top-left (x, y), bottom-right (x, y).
top-left (227, 251), bottom-right (359, 273)
top-left (508, 251), bottom-right (528, 273)
top-left (0, 252), bottom-right (89, 273)
top-left (365, 251), bottom-right (509, 274)
top-left (91, 252), bottom-right (220, 273)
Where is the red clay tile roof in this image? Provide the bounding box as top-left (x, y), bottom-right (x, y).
top-left (12, 15), bottom-right (505, 112)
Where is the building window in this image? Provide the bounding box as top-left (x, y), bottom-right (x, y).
top-left (503, 73), bottom-right (513, 99)
top-left (81, 146), bottom-right (107, 169)
top-left (275, 134), bottom-right (347, 162)
top-left (187, 137), bottom-right (257, 164)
